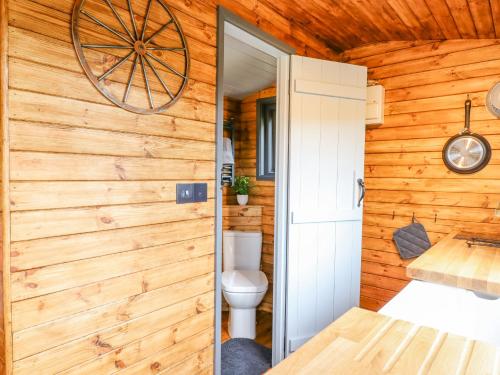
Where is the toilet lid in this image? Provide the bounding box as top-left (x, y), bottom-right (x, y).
top-left (222, 270), bottom-right (268, 293)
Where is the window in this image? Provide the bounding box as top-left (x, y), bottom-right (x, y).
top-left (256, 97), bottom-right (276, 180)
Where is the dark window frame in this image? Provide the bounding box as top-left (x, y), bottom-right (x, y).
top-left (256, 96), bottom-right (276, 180)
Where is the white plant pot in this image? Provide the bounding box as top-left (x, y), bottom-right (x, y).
top-left (237, 195), bottom-right (248, 206)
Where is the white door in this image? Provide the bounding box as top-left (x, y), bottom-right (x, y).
top-left (285, 56), bottom-right (367, 354)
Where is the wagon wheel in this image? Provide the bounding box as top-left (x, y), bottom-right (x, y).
top-left (72, 0), bottom-right (189, 114)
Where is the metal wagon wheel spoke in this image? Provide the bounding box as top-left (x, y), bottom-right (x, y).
top-left (80, 9), bottom-right (133, 45)
top-left (123, 54), bottom-right (140, 103)
top-left (103, 0), bottom-right (136, 42)
top-left (147, 46), bottom-right (185, 51)
top-left (82, 44), bottom-right (134, 49)
top-left (144, 55), bottom-right (175, 99)
top-left (139, 55), bottom-right (154, 109)
top-left (140, 0), bottom-right (153, 41)
top-left (144, 19), bottom-right (173, 45)
top-left (127, 0), bottom-right (139, 39)
top-left (98, 50), bottom-right (135, 81)
top-left (72, 0), bottom-right (189, 114)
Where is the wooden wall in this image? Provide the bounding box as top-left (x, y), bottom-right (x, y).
top-left (6, 0), bottom-right (217, 373)
top-left (0, 0), bottom-right (7, 370)
top-left (222, 91), bottom-right (275, 313)
top-left (238, 87), bottom-right (276, 313)
top-left (222, 205), bottom-right (262, 232)
top-left (343, 40), bottom-right (500, 311)
top-left (0, 0), bottom-right (337, 372)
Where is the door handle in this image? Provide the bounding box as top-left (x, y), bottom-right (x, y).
top-left (357, 178), bottom-right (365, 207)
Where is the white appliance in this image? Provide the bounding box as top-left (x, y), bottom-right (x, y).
top-left (366, 84), bottom-right (385, 125)
top-left (286, 56), bottom-right (367, 354)
top-left (380, 280), bottom-right (500, 346)
top-left (222, 230), bottom-right (268, 339)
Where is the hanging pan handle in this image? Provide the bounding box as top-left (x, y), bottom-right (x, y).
top-left (463, 95), bottom-right (471, 134)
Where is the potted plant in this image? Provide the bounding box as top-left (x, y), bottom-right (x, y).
top-left (232, 176), bottom-right (251, 206)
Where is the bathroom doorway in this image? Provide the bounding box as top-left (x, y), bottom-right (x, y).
top-left (215, 7), bottom-right (293, 375)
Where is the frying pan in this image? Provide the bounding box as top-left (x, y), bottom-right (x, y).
top-left (442, 96), bottom-right (491, 174)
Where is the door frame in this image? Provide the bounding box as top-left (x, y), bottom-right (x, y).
top-left (215, 7), bottom-right (294, 373)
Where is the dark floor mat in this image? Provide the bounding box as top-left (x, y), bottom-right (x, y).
top-left (222, 338), bottom-right (272, 375)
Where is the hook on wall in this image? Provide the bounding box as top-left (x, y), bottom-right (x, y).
top-left (434, 213), bottom-right (437, 223)
top-left (392, 210), bottom-right (395, 220)
top-left (411, 212), bottom-right (416, 223)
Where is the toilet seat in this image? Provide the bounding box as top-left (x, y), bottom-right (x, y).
top-left (222, 270), bottom-right (268, 293)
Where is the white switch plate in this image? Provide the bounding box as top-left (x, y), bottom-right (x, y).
top-left (496, 202), bottom-right (500, 217)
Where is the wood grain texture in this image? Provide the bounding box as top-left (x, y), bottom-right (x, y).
top-left (3, 0), bottom-right (499, 372)
top-left (239, 87), bottom-right (276, 313)
top-left (344, 40), bottom-right (500, 312)
top-left (6, 0), bottom-right (219, 369)
top-left (222, 205), bottom-right (262, 232)
top-left (1, 0), bottom-right (10, 371)
top-left (222, 91), bottom-right (275, 314)
top-left (2, 0), bottom-right (340, 372)
top-left (269, 307), bottom-right (500, 374)
top-left (408, 232), bottom-right (500, 296)
top-left (222, 0), bottom-right (500, 52)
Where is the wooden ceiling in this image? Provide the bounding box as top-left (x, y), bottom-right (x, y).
top-left (237, 0), bottom-right (500, 53)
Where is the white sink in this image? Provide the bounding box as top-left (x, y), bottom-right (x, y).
top-left (379, 280), bottom-right (500, 346)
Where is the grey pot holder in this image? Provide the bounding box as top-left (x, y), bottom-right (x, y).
top-left (393, 220), bottom-right (431, 259)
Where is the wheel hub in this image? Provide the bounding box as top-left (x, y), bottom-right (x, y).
top-left (134, 40), bottom-right (147, 56)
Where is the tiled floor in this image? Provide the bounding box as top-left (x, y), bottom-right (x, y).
top-left (222, 310), bottom-right (273, 348)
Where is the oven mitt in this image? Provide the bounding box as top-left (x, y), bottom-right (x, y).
top-left (393, 221), bottom-right (431, 259)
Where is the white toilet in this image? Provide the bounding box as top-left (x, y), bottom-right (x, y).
top-left (222, 230), bottom-right (268, 339)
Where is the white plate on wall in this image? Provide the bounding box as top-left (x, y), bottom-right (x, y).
top-left (486, 82), bottom-right (500, 118)
top-left (380, 280), bottom-right (500, 346)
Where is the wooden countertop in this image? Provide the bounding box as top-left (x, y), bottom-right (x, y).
top-left (407, 231), bottom-right (500, 297)
top-left (269, 307), bottom-right (499, 374)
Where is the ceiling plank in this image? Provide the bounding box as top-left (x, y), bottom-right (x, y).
top-left (445, 0), bottom-right (478, 38)
top-left (261, 0), bottom-right (360, 53)
top-left (335, 0), bottom-right (392, 42)
top-left (219, 0), bottom-right (498, 54)
top-left (404, 0), bottom-right (445, 39)
top-left (424, 0), bottom-right (461, 38)
top-left (304, 0), bottom-right (372, 50)
top-left (468, 0), bottom-right (496, 38)
top-left (373, 0), bottom-right (419, 40)
top-left (491, 0), bottom-right (500, 38)
top-left (387, 0), bottom-right (431, 39)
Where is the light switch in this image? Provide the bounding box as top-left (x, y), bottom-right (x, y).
top-left (496, 202), bottom-right (500, 217)
top-left (193, 183), bottom-right (208, 202)
top-left (176, 183), bottom-right (194, 204)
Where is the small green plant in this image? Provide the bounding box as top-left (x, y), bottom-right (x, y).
top-left (232, 176), bottom-right (252, 195)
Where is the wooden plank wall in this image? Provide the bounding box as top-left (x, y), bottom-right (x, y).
top-left (1, 0), bottom-right (336, 373)
top-left (238, 87), bottom-right (276, 313)
top-left (223, 205), bottom-right (262, 232)
top-left (0, 0), bottom-right (8, 371)
top-left (223, 92), bottom-right (274, 313)
top-left (343, 40), bottom-right (500, 312)
top-left (7, 0), bottom-right (218, 373)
